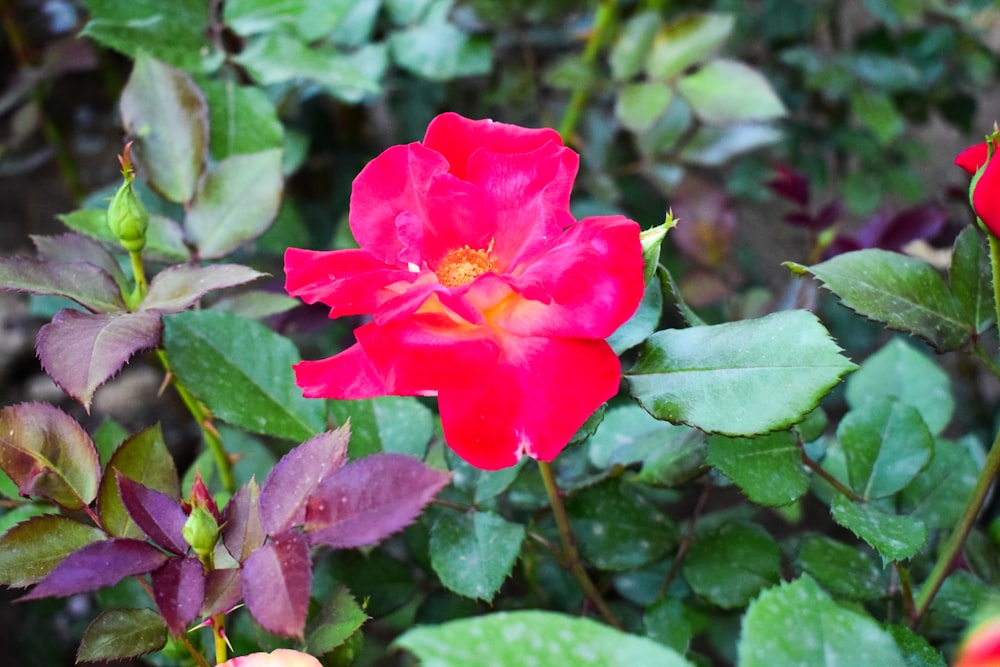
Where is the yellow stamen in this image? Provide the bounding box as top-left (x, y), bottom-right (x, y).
top-left (435, 242), bottom-right (496, 287)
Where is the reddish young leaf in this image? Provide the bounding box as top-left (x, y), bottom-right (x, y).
top-left (152, 556), bottom-right (205, 635)
top-left (0, 402), bottom-right (100, 510)
top-left (259, 425), bottom-right (350, 536)
top-left (20, 538), bottom-right (170, 600)
top-left (202, 568), bottom-right (242, 617)
top-left (141, 264), bottom-right (266, 313)
top-left (243, 531), bottom-right (312, 638)
top-left (304, 453), bottom-right (450, 549)
top-left (116, 473), bottom-right (189, 554)
top-left (32, 233), bottom-right (128, 291)
top-left (0, 256), bottom-right (126, 313)
top-left (222, 479), bottom-right (265, 563)
top-left (36, 309), bottom-right (163, 411)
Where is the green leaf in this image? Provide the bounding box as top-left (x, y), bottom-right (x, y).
top-left (566, 479), bottom-right (676, 571)
top-left (305, 585), bottom-right (368, 655)
top-left (58, 209), bottom-right (191, 263)
top-left (885, 624), bottom-right (946, 667)
top-left (223, 0), bottom-right (309, 35)
top-left (739, 574), bottom-right (906, 667)
top-left (794, 534), bottom-right (888, 600)
top-left (845, 338), bottom-right (953, 436)
top-left (951, 226), bottom-right (994, 334)
top-left (98, 424), bottom-right (180, 539)
top-left (627, 309), bottom-right (857, 436)
top-left (608, 277), bottom-right (663, 355)
top-left (80, 0), bottom-right (211, 71)
top-left (395, 610), bottom-right (694, 666)
top-left (790, 249), bottom-right (971, 352)
top-left (0, 515), bottom-right (106, 587)
top-left (389, 21), bottom-right (492, 81)
top-left (445, 450), bottom-right (524, 504)
top-left (830, 496), bottom-right (927, 562)
top-left (201, 80), bottom-right (284, 159)
top-left (429, 511), bottom-right (525, 601)
top-left (676, 59), bottom-right (786, 124)
top-left (707, 431), bottom-right (809, 506)
top-left (0, 403), bottom-right (100, 511)
top-left (898, 437), bottom-right (979, 529)
top-left (643, 598), bottom-right (692, 654)
top-left (838, 397), bottom-right (934, 500)
top-left (850, 88), bottom-right (903, 144)
top-left (616, 82), bottom-right (673, 133)
top-left (184, 148), bottom-right (283, 259)
top-left (682, 520), bottom-right (781, 609)
top-left (609, 11), bottom-right (661, 81)
top-left (646, 13), bottom-right (735, 80)
top-left (119, 53), bottom-right (208, 204)
top-left (930, 570), bottom-right (990, 621)
top-left (77, 608), bottom-right (167, 663)
top-left (235, 30), bottom-right (383, 103)
top-left (163, 310), bottom-right (325, 441)
top-left (330, 396), bottom-right (434, 459)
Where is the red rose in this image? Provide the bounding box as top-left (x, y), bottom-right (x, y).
top-left (954, 616), bottom-right (1000, 667)
top-left (285, 113), bottom-right (644, 470)
top-left (956, 134), bottom-right (1000, 236)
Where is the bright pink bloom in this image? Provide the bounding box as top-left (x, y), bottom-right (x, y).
top-left (955, 616), bottom-right (1000, 667)
top-left (285, 113), bottom-right (644, 470)
top-left (956, 136), bottom-right (1000, 237)
top-left (219, 649), bottom-right (322, 667)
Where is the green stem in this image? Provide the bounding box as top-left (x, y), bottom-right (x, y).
top-left (127, 249), bottom-right (148, 308)
top-left (156, 350), bottom-right (235, 494)
top-left (537, 460), bottom-right (622, 629)
top-left (912, 427), bottom-right (1000, 625)
top-left (990, 234), bottom-right (1000, 336)
top-left (557, 0), bottom-right (616, 144)
top-left (800, 445), bottom-right (864, 503)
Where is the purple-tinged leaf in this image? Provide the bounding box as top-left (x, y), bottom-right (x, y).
top-left (98, 424), bottom-right (181, 539)
top-left (77, 608), bottom-right (167, 663)
top-left (0, 402), bottom-right (100, 510)
top-left (766, 164), bottom-right (810, 207)
top-left (877, 204), bottom-right (948, 253)
top-left (141, 264), bottom-right (267, 313)
top-left (31, 233), bottom-right (127, 291)
top-left (120, 53), bottom-right (208, 204)
top-left (304, 454), bottom-right (450, 549)
top-left (0, 256), bottom-right (125, 312)
top-left (222, 479), bottom-right (265, 563)
top-left (814, 201), bottom-right (844, 230)
top-left (117, 473), bottom-right (189, 554)
top-left (36, 309), bottom-right (162, 411)
top-left (243, 531), bottom-right (311, 638)
top-left (152, 556), bottom-right (205, 635)
top-left (0, 515), bottom-right (106, 587)
top-left (260, 426), bottom-right (350, 535)
top-left (20, 538), bottom-right (170, 600)
top-left (202, 568), bottom-right (242, 617)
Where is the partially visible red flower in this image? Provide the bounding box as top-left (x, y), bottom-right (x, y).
top-left (285, 113), bottom-right (644, 470)
top-left (956, 133), bottom-right (1000, 237)
top-left (219, 649), bottom-right (322, 667)
top-left (954, 616), bottom-right (1000, 667)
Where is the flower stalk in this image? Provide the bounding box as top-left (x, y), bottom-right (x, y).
top-left (557, 0), bottom-right (616, 144)
top-left (537, 460), bottom-right (622, 629)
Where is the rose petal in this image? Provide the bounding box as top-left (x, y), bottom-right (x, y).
top-left (293, 344), bottom-right (389, 400)
top-left (438, 336), bottom-right (622, 470)
top-left (356, 315), bottom-right (501, 394)
top-left (490, 216), bottom-right (645, 338)
top-left (956, 142), bottom-right (989, 175)
top-left (973, 152), bottom-right (1000, 237)
top-left (284, 248), bottom-right (413, 317)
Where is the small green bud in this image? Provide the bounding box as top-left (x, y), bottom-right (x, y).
top-left (107, 179), bottom-right (149, 252)
top-left (183, 504), bottom-right (220, 557)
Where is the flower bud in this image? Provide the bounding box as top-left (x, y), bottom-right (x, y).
top-left (183, 504), bottom-right (220, 557)
top-left (107, 179), bottom-right (149, 252)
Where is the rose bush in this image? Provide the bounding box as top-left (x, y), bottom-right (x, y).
top-left (956, 132), bottom-right (1000, 236)
top-left (285, 112), bottom-right (644, 469)
top-left (218, 649), bottom-right (322, 667)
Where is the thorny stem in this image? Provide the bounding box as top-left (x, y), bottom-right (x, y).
top-left (156, 350), bottom-right (235, 494)
top-left (557, 0), bottom-right (616, 144)
top-left (799, 443), bottom-right (864, 503)
top-left (537, 460), bottom-right (622, 629)
top-left (912, 233), bottom-right (1000, 626)
top-left (657, 483), bottom-right (710, 599)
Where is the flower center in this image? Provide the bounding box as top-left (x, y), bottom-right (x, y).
top-left (435, 244), bottom-right (496, 287)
